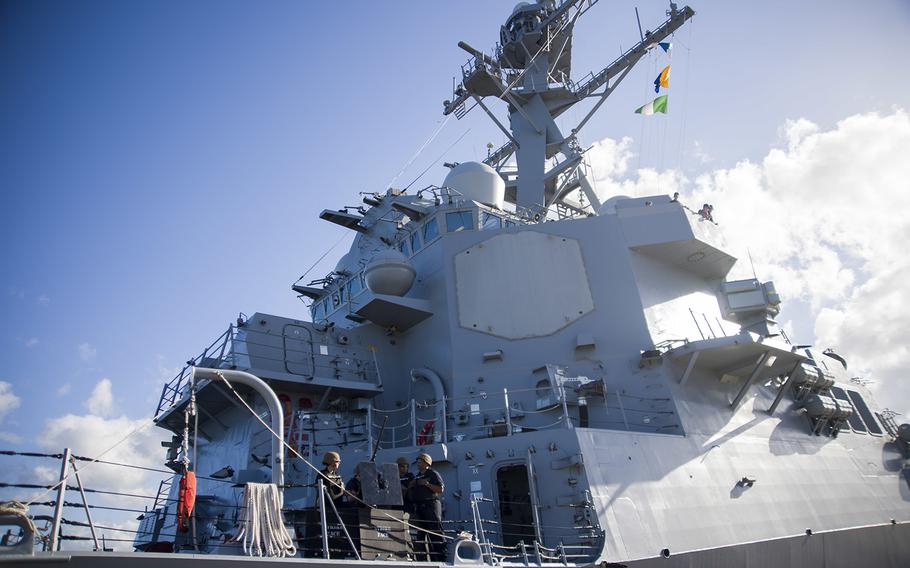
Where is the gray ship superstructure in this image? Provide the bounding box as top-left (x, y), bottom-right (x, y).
top-left (7, 1), bottom-right (909, 566)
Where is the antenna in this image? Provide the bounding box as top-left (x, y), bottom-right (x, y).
top-left (747, 249), bottom-right (758, 279)
top-left (635, 7), bottom-right (645, 42)
top-left (443, 1), bottom-right (694, 213)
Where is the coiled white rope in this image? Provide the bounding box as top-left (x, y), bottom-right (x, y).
top-left (0, 500), bottom-right (35, 535)
top-left (233, 483), bottom-right (296, 558)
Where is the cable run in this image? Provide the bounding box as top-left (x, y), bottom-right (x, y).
top-left (386, 115), bottom-right (452, 191)
top-left (0, 450), bottom-right (63, 459)
top-left (402, 127), bottom-right (473, 192)
top-left (294, 230), bottom-right (353, 285)
top-left (24, 418), bottom-right (157, 508)
top-left (70, 455), bottom-right (233, 484)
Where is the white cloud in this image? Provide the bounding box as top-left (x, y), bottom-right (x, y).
top-left (78, 342), bottom-right (97, 362)
top-left (692, 140), bottom-right (712, 164)
top-left (36, 294), bottom-right (50, 306)
top-left (85, 378), bottom-right (114, 417)
top-left (0, 382), bottom-right (22, 445)
top-left (57, 383), bottom-right (72, 396)
top-left (24, 337), bottom-right (38, 348)
top-left (35, 412), bottom-right (166, 549)
top-left (589, 109), bottom-right (910, 416)
top-left (0, 382), bottom-right (21, 424)
top-left (0, 431), bottom-right (22, 444)
top-left (37, 413), bottom-right (162, 491)
top-left (35, 379), bottom-right (168, 550)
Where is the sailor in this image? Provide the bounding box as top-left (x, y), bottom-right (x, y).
top-left (698, 203), bottom-right (715, 222)
top-left (699, 203), bottom-right (710, 220)
top-left (345, 464), bottom-right (364, 507)
top-left (397, 456), bottom-right (415, 514)
top-left (409, 453), bottom-right (446, 561)
top-left (319, 451), bottom-right (345, 508)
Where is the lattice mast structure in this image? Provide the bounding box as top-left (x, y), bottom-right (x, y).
top-left (443, 0), bottom-right (694, 214)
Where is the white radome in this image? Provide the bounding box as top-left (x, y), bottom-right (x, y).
top-left (442, 161), bottom-right (506, 210)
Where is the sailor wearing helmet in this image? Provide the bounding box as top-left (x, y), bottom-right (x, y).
top-left (408, 453), bottom-right (446, 561)
top-left (319, 451), bottom-right (345, 508)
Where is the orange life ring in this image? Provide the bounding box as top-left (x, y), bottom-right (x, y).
top-left (416, 420), bottom-right (435, 445)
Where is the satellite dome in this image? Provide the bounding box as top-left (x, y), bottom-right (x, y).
top-left (334, 251), bottom-right (359, 275)
top-left (511, 2), bottom-right (533, 16)
top-left (442, 161), bottom-right (505, 209)
top-left (597, 195), bottom-right (631, 215)
top-left (363, 249), bottom-right (416, 297)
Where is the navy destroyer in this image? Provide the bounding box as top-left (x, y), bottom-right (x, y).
top-left (3, 1), bottom-right (909, 566)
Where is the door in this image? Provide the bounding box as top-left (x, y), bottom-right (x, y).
top-left (495, 464), bottom-right (537, 547)
top-left (283, 324), bottom-right (315, 377)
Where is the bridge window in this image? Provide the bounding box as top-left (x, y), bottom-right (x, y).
top-left (482, 212), bottom-right (502, 230)
top-left (398, 240), bottom-right (409, 256)
top-left (846, 389), bottom-right (883, 435)
top-left (410, 231), bottom-right (421, 252)
top-left (423, 217), bottom-right (440, 242)
top-left (349, 274), bottom-right (362, 297)
top-left (830, 386), bottom-right (866, 432)
top-left (446, 211), bottom-right (474, 233)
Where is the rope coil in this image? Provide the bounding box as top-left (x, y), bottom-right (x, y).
top-left (0, 501), bottom-right (35, 535)
top-left (233, 483), bottom-right (296, 558)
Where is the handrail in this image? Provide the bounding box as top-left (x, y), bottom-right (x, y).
top-left (155, 325), bottom-right (234, 417)
top-left (154, 323), bottom-right (381, 419)
top-left (367, 378), bottom-right (678, 450)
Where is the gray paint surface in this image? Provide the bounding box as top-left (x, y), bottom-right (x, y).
top-left (43, 2), bottom-right (906, 566)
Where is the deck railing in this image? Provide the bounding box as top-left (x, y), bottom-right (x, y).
top-left (154, 323), bottom-right (380, 419)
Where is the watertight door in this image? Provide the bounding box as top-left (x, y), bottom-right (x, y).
top-left (283, 324), bottom-right (315, 377)
top-left (495, 464), bottom-right (538, 548)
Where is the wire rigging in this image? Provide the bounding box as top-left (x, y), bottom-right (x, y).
top-left (23, 418), bottom-right (157, 508)
top-left (386, 115), bottom-right (453, 191)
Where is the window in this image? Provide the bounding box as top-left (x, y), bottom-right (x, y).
top-left (831, 386), bottom-right (865, 432)
top-left (338, 285), bottom-right (345, 304)
top-left (410, 231), bottom-right (421, 252)
top-left (331, 293), bottom-right (340, 309)
top-left (423, 217), bottom-right (439, 241)
top-left (349, 274), bottom-right (362, 297)
top-left (482, 212), bottom-right (502, 230)
top-left (846, 390), bottom-right (884, 435)
top-left (312, 301), bottom-right (324, 321)
top-left (505, 219), bottom-right (516, 228)
top-left (398, 240), bottom-right (409, 256)
top-left (446, 211), bottom-right (474, 233)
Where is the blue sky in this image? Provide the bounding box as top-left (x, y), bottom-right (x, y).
top-left (1, 0), bottom-right (909, 545)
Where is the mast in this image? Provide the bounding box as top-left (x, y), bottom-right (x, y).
top-left (443, 1), bottom-right (695, 213)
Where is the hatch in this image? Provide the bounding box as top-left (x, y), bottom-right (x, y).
top-left (495, 465), bottom-right (537, 548)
